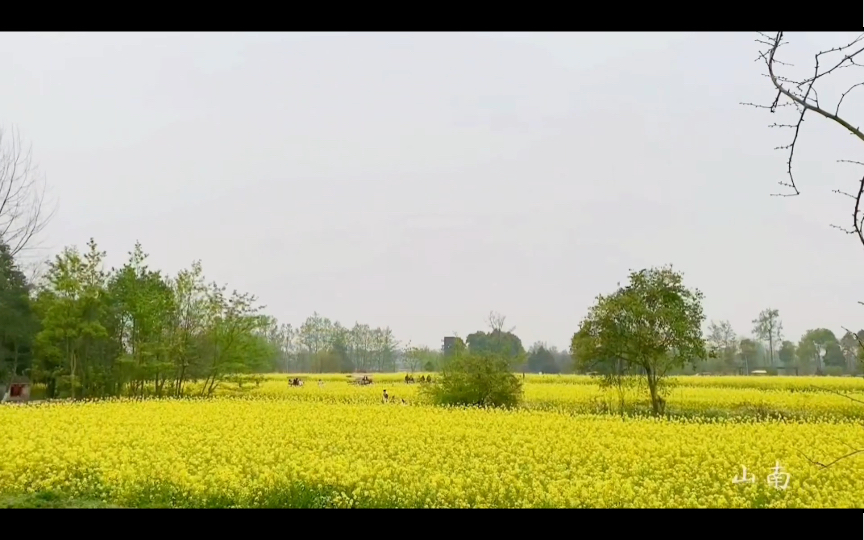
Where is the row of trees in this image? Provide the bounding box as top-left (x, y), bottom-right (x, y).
top-left (705, 313), bottom-right (863, 376)
top-left (0, 237), bottom-right (460, 396)
top-left (570, 265), bottom-right (864, 415)
top-left (267, 314), bottom-right (404, 374)
top-left (0, 240), bottom-right (282, 398)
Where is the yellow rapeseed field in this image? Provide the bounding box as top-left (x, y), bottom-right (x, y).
top-left (214, 375), bottom-right (864, 420)
top-left (2, 375), bottom-right (863, 508)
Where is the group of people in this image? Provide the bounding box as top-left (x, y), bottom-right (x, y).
top-left (353, 375), bottom-right (374, 386)
top-left (288, 373), bottom-right (433, 390)
top-left (289, 378), bottom-right (325, 387)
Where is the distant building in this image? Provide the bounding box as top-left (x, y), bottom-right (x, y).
top-left (442, 336), bottom-right (459, 356)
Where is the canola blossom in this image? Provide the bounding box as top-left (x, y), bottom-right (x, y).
top-left (2, 377), bottom-right (864, 508)
top-left (211, 375), bottom-right (864, 420)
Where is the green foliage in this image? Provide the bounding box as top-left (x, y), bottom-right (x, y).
top-left (466, 330), bottom-right (525, 361)
top-left (0, 491), bottom-right (120, 509)
top-left (442, 336), bottom-right (466, 359)
top-left (527, 344), bottom-right (560, 374)
top-left (738, 338), bottom-right (760, 373)
top-left (778, 341), bottom-right (796, 367)
top-left (571, 265), bottom-right (706, 415)
top-left (839, 331), bottom-right (863, 374)
top-left (422, 351), bottom-right (522, 408)
top-left (705, 320), bottom-right (738, 373)
top-left (797, 328), bottom-right (841, 375)
top-left (403, 344), bottom-right (439, 373)
top-left (28, 239), bottom-right (275, 399)
top-left (0, 241), bottom-right (38, 382)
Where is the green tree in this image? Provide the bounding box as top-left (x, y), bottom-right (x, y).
top-left (33, 240), bottom-right (111, 399)
top-left (198, 284), bottom-right (269, 395)
top-left (371, 326), bottom-right (398, 372)
top-left (466, 312), bottom-right (525, 363)
top-left (738, 338), bottom-right (759, 374)
top-left (108, 242), bottom-right (175, 396)
top-left (840, 330), bottom-right (864, 374)
top-left (0, 242), bottom-right (39, 382)
top-left (329, 324), bottom-right (354, 373)
top-left (527, 342), bottom-right (559, 374)
top-left (422, 350), bottom-right (522, 408)
top-left (797, 329), bottom-right (841, 375)
top-left (166, 261), bottom-right (209, 396)
top-left (778, 340), bottom-right (797, 369)
top-left (441, 336), bottom-right (465, 360)
top-left (571, 266), bottom-right (707, 415)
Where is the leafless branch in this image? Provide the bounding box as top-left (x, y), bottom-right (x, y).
top-left (799, 448), bottom-right (864, 470)
top-left (0, 126), bottom-right (55, 260)
top-left (748, 32), bottom-right (864, 251)
top-left (796, 385), bottom-right (864, 469)
top-left (841, 326), bottom-right (864, 350)
top-left (810, 384), bottom-right (864, 406)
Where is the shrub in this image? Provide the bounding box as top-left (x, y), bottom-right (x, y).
top-left (824, 366), bottom-right (845, 377)
top-left (422, 351), bottom-right (522, 408)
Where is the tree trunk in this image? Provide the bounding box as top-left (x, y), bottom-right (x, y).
top-left (11, 341), bottom-right (18, 377)
top-left (67, 341), bottom-right (76, 400)
top-left (645, 367), bottom-right (664, 416)
top-left (768, 335), bottom-right (774, 367)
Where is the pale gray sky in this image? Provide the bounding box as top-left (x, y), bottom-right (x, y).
top-left (2, 32), bottom-right (863, 350)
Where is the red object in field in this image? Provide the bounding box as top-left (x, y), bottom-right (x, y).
top-left (3, 376), bottom-right (31, 402)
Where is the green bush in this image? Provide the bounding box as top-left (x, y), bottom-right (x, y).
top-left (824, 366), bottom-right (846, 377)
top-left (422, 351), bottom-right (522, 408)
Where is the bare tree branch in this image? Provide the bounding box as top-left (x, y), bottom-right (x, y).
top-left (748, 32), bottom-right (864, 251)
top-left (0, 126), bottom-right (55, 259)
top-left (809, 384), bottom-right (864, 406)
top-left (799, 448), bottom-right (864, 470)
top-left (794, 384), bottom-right (864, 469)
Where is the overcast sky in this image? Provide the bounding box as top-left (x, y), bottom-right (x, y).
top-left (2, 32), bottom-right (863, 350)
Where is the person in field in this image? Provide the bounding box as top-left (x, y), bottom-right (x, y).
top-left (382, 389), bottom-right (389, 403)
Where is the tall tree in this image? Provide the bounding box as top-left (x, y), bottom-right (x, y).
top-left (0, 241), bottom-right (38, 381)
top-left (0, 127), bottom-right (54, 258)
top-left (752, 308), bottom-right (782, 367)
top-left (738, 338), bottom-right (759, 374)
top-left (108, 242), bottom-right (175, 396)
top-left (166, 260), bottom-right (209, 396)
top-left (839, 330), bottom-right (864, 374)
top-left (33, 240), bottom-right (111, 398)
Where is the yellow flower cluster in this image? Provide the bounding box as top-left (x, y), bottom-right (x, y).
top-left (2, 378), bottom-right (864, 508)
top-left (211, 375), bottom-right (864, 420)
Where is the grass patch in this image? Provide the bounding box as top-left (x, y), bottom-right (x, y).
top-left (0, 490), bottom-right (121, 508)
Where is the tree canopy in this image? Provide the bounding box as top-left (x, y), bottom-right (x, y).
top-left (572, 266), bottom-right (707, 415)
